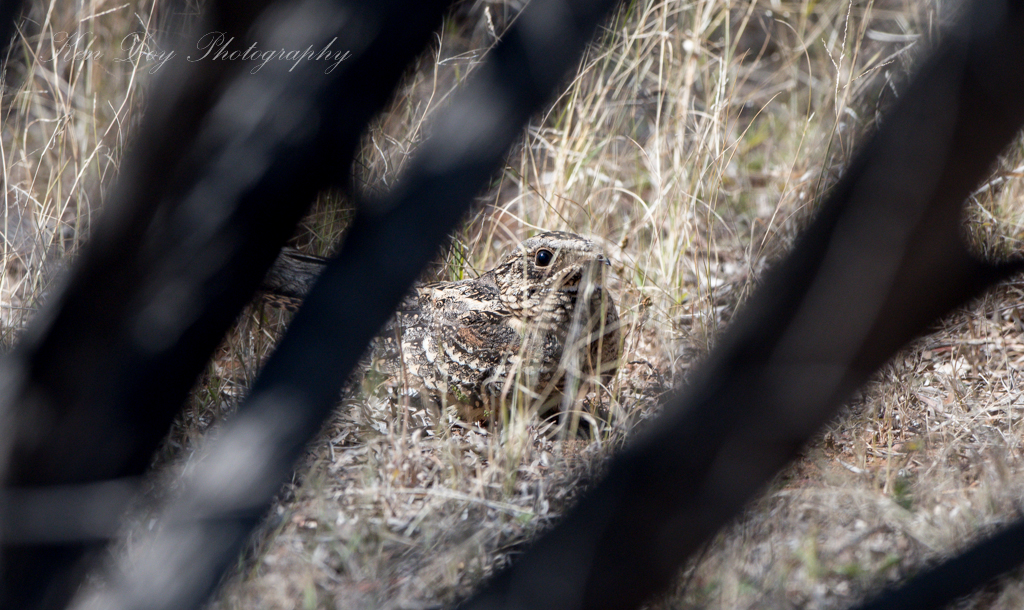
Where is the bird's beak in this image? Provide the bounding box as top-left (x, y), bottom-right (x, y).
top-left (596, 254), bottom-right (611, 266)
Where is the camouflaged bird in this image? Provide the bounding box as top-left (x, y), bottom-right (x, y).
top-left (262, 232), bottom-right (621, 421)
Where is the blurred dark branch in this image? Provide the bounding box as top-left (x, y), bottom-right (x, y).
top-left (0, 479), bottom-right (139, 544)
top-left (853, 517), bottom-right (1024, 610)
top-left (0, 0), bottom-right (453, 606)
top-left (0, 0), bottom-right (24, 56)
top-left (4, 0), bottom-right (1024, 609)
top-left (455, 2), bottom-right (1024, 610)
top-left (64, 0), bottom-right (624, 608)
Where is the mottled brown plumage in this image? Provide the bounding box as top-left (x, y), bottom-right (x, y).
top-left (261, 232), bottom-right (621, 420)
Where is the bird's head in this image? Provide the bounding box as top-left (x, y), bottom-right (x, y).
top-left (493, 231), bottom-right (611, 319)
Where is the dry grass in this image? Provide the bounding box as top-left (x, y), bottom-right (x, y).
top-left (5, 0), bottom-right (1024, 608)
top-left (0, 0), bottom-right (161, 334)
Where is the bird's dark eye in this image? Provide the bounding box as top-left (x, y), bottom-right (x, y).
top-left (535, 249), bottom-right (553, 267)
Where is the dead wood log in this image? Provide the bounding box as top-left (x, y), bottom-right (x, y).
top-left (0, 0), bottom-right (455, 606)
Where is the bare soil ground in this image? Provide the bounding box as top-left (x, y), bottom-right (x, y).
top-left (5, 0), bottom-right (1024, 608)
